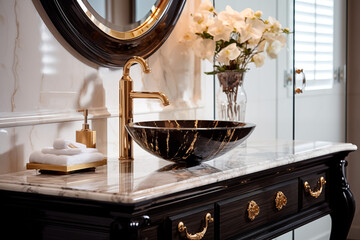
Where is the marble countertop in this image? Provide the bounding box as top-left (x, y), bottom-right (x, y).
top-left (0, 139), bottom-right (356, 204)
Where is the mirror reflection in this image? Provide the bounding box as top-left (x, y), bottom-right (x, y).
top-left (85, 0), bottom-right (159, 32)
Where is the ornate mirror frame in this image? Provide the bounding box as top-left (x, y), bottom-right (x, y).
top-left (38, 0), bottom-right (187, 68)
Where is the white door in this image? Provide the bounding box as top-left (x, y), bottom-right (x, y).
top-left (294, 0), bottom-right (347, 142)
top-left (293, 0), bottom-right (347, 239)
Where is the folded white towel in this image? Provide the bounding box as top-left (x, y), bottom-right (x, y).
top-left (41, 147), bottom-right (98, 155)
top-left (53, 139), bottom-right (86, 149)
top-left (29, 151), bottom-right (104, 166)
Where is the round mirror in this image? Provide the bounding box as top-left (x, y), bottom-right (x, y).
top-left (84, 0), bottom-right (159, 33)
top-left (38, 0), bottom-right (186, 68)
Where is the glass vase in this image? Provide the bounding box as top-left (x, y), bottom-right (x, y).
top-left (216, 71), bottom-right (247, 121)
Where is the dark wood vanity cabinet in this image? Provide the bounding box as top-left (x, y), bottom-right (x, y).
top-left (0, 151), bottom-right (355, 240)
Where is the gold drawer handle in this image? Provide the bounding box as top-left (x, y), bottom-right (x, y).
top-left (275, 191), bottom-right (287, 210)
top-left (247, 200), bottom-right (260, 221)
top-left (178, 213), bottom-right (214, 240)
top-left (304, 176), bottom-right (326, 198)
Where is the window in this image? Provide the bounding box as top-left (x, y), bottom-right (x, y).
top-left (295, 0), bottom-right (334, 90)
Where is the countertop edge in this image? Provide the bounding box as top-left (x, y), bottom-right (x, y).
top-left (0, 142), bottom-right (357, 204)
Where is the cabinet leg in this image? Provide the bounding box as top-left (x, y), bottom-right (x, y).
top-left (330, 159), bottom-right (356, 240)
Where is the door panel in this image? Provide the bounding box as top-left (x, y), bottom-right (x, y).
top-left (294, 0), bottom-right (347, 142)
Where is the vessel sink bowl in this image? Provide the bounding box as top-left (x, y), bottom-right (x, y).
top-left (126, 120), bottom-right (255, 163)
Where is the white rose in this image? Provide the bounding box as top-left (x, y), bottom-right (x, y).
top-left (216, 43), bottom-right (240, 65)
top-left (252, 53), bottom-right (265, 67)
top-left (266, 40), bottom-right (282, 59)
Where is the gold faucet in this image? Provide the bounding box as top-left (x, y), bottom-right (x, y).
top-left (119, 56), bottom-right (170, 160)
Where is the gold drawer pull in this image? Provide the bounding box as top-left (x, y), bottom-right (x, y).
top-left (178, 213), bottom-right (213, 240)
top-left (275, 191), bottom-right (287, 210)
top-left (247, 200), bottom-right (260, 221)
top-left (304, 176), bottom-right (326, 198)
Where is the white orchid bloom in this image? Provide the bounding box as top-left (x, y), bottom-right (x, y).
top-left (252, 53), bottom-right (265, 67)
top-left (266, 40), bottom-right (282, 59)
top-left (257, 40), bottom-right (266, 52)
top-left (246, 18), bottom-right (267, 46)
top-left (193, 38), bottom-right (215, 61)
top-left (207, 19), bottom-right (233, 41)
top-left (193, 12), bottom-right (204, 24)
top-left (237, 19), bottom-right (265, 45)
top-left (267, 16), bottom-right (282, 33)
top-left (217, 43), bottom-right (240, 65)
top-left (264, 32), bottom-right (287, 47)
top-left (238, 24), bottom-right (251, 43)
top-left (192, 13), bottom-right (214, 33)
top-left (239, 8), bottom-right (255, 19)
top-left (198, 0), bottom-right (215, 13)
top-left (248, 18), bottom-right (267, 33)
top-left (179, 31), bottom-right (197, 49)
top-left (182, 4), bottom-right (288, 72)
top-left (233, 20), bottom-right (247, 36)
top-left (277, 34), bottom-right (287, 47)
top-left (218, 6), bottom-right (244, 30)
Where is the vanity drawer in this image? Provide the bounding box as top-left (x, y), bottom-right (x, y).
top-left (167, 205), bottom-right (214, 240)
top-left (217, 180), bottom-right (298, 239)
top-left (301, 170), bottom-right (328, 209)
top-left (139, 226), bottom-right (158, 240)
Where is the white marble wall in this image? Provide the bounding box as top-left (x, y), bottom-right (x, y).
top-left (0, 0), bottom-right (213, 174)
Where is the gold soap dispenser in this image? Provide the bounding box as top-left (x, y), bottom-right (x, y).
top-left (76, 109), bottom-right (96, 148)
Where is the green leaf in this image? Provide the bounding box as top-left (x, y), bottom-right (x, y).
top-left (229, 38), bottom-right (237, 44)
top-left (204, 71), bottom-right (218, 75)
top-left (202, 31), bottom-right (214, 40)
top-left (232, 68), bottom-right (247, 72)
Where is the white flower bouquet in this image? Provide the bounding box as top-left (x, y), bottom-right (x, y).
top-left (182, 0), bottom-right (290, 74)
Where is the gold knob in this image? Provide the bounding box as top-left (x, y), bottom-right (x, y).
top-left (247, 200), bottom-right (260, 221)
top-left (178, 213), bottom-right (214, 240)
top-left (275, 191), bottom-right (287, 210)
top-left (304, 176), bottom-right (326, 198)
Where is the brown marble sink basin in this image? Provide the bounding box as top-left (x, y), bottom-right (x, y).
top-left (126, 120), bottom-right (255, 164)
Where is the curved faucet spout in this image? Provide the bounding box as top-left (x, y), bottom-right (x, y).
top-left (123, 56), bottom-right (151, 78)
top-left (130, 91), bottom-right (170, 106)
